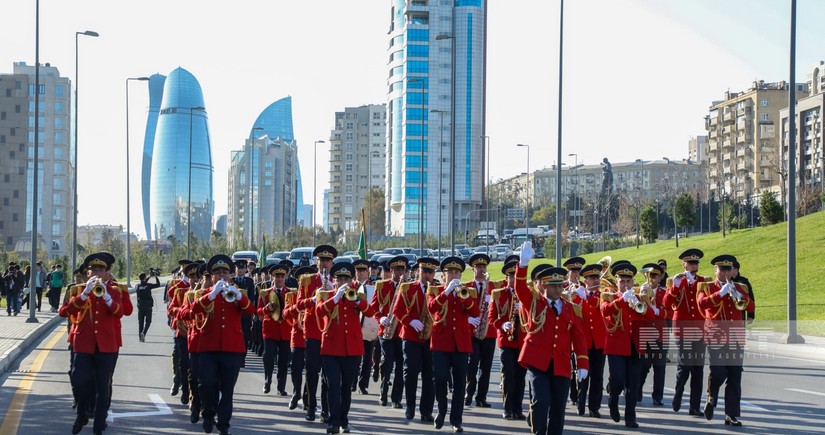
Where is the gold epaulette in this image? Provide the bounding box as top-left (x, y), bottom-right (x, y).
top-left (490, 279), bottom-right (506, 291)
top-left (375, 280), bottom-right (385, 294)
top-left (284, 290), bottom-right (297, 305)
top-left (168, 278), bottom-right (180, 288)
top-left (358, 293), bottom-right (368, 303)
top-left (299, 274), bottom-right (313, 289)
top-left (600, 291), bottom-right (615, 304)
top-left (566, 300), bottom-right (583, 318)
top-left (316, 289), bottom-right (334, 302)
top-left (467, 287), bottom-right (479, 299)
top-left (68, 284), bottom-right (83, 298)
top-left (118, 283), bottom-right (129, 293)
top-left (427, 284), bottom-right (440, 297)
top-left (491, 288), bottom-right (505, 303)
top-left (398, 282), bottom-right (411, 293)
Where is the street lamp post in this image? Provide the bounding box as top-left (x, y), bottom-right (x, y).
top-left (28, 0), bottom-right (41, 323)
top-left (568, 153), bottom-right (578, 233)
top-left (126, 76), bottom-right (149, 287)
top-left (72, 30), bottom-right (99, 273)
top-left (431, 109), bottom-right (447, 257)
top-left (517, 144), bottom-right (530, 237)
top-left (247, 126), bottom-right (264, 248)
top-left (186, 106), bottom-right (206, 258)
top-left (482, 135), bottom-right (491, 256)
top-left (312, 140), bottom-right (326, 245)
top-left (435, 33), bottom-right (456, 254)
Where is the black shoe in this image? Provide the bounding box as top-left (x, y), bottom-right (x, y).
top-left (503, 413), bottom-right (515, 420)
top-left (326, 425), bottom-right (340, 434)
top-left (72, 399), bottom-right (77, 409)
top-left (464, 397), bottom-right (472, 406)
top-left (342, 426), bottom-right (350, 433)
top-left (181, 392), bottom-right (190, 405)
top-left (514, 413), bottom-right (527, 420)
top-left (289, 396), bottom-right (299, 410)
top-left (577, 403), bottom-right (585, 416)
top-left (688, 408), bottom-right (703, 416)
top-left (392, 402), bottom-right (403, 409)
top-left (476, 399), bottom-right (491, 408)
top-left (405, 410), bottom-right (414, 420)
top-left (359, 387), bottom-right (369, 395)
top-left (452, 425), bottom-right (463, 433)
top-left (625, 421), bottom-right (639, 428)
top-left (71, 415), bottom-right (86, 434)
top-left (171, 384), bottom-right (180, 396)
top-left (421, 415), bottom-right (434, 423)
top-left (263, 383), bottom-right (271, 394)
top-left (379, 397), bottom-right (388, 407)
top-left (278, 390), bottom-right (288, 396)
top-left (588, 410), bottom-right (601, 418)
top-left (305, 413), bottom-right (315, 422)
top-left (609, 404), bottom-right (620, 422)
top-left (725, 415), bottom-right (742, 426)
top-left (202, 418), bottom-right (215, 434)
top-left (703, 401), bottom-right (714, 420)
top-left (320, 413), bottom-right (329, 423)
top-left (672, 386), bottom-right (683, 412)
top-left (351, 385), bottom-right (357, 392)
top-left (653, 398), bottom-right (664, 406)
top-left (190, 406), bottom-right (200, 423)
top-left (302, 403), bottom-right (308, 411)
top-left (435, 413), bottom-right (445, 429)
top-left (218, 428), bottom-right (231, 435)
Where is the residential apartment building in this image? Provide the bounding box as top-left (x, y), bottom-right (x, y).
top-left (327, 104), bottom-right (387, 233)
top-left (779, 62), bottom-right (825, 196)
top-left (0, 62), bottom-right (73, 259)
top-left (688, 135), bottom-right (708, 163)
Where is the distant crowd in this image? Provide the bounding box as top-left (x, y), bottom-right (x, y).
top-left (1, 261), bottom-right (79, 315)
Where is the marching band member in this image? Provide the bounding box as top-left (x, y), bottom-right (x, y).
top-left (393, 257), bottom-right (439, 423)
top-left (663, 249), bottom-right (707, 415)
top-left (60, 252), bottom-right (125, 435)
top-left (638, 263), bottom-right (670, 406)
top-left (352, 259), bottom-right (378, 394)
top-left (283, 265), bottom-right (315, 411)
top-left (514, 243), bottom-right (588, 435)
top-left (465, 253), bottom-right (499, 409)
top-left (179, 261), bottom-right (208, 423)
top-left (191, 254), bottom-right (255, 435)
top-left (316, 262), bottom-right (376, 434)
top-left (697, 255), bottom-right (754, 427)
top-left (489, 260), bottom-right (527, 421)
top-left (429, 256), bottom-right (479, 433)
top-left (234, 261), bottom-right (256, 366)
top-left (370, 255), bottom-right (408, 409)
top-left (258, 263), bottom-right (292, 396)
top-left (561, 256), bottom-right (585, 405)
top-left (167, 259), bottom-right (193, 400)
top-left (570, 263), bottom-right (607, 418)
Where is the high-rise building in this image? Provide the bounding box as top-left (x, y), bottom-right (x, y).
top-left (328, 104), bottom-right (387, 233)
top-left (385, 0), bottom-right (487, 237)
top-left (140, 73), bottom-right (166, 240)
top-left (227, 134), bottom-right (298, 248)
top-left (688, 136), bottom-right (708, 164)
top-left (149, 67), bottom-right (213, 242)
top-left (0, 62), bottom-right (73, 258)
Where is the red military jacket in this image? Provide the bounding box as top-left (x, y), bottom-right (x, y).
top-left (178, 289), bottom-right (205, 353)
top-left (167, 279), bottom-right (191, 338)
top-left (464, 279), bottom-right (503, 340)
top-left (575, 287), bottom-right (607, 350)
top-left (644, 285), bottom-right (670, 345)
top-left (257, 286), bottom-right (293, 341)
top-left (282, 289), bottom-right (305, 349)
top-left (600, 289), bottom-right (659, 357)
top-left (427, 282), bottom-right (480, 353)
top-left (513, 265), bottom-right (588, 377)
top-left (489, 286), bottom-right (526, 349)
top-left (662, 273), bottom-right (706, 340)
top-left (696, 280), bottom-right (754, 347)
top-left (296, 273), bottom-right (329, 341)
top-left (105, 280), bottom-right (133, 348)
top-left (317, 291), bottom-right (376, 357)
top-left (392, 281), bottom-right (429, 344)
top-left (59, 284), bottom-right (124, 354)
top-left (191, 287), bottom-right (255, 353)
top-left (370, 279), bottom-right (402, 340)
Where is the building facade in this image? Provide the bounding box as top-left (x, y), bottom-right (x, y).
top-left (688, 135), bottom-right (708, 164)
top-left (328, 104), bottom-right (387, 233)
top-left (140, 73), bottom-right (166, 240)
top-left (385, 0), bottom-right (487, 237)
top-left (0, 62), bottom-right (73, 259)
top-left (149, 67), bottom-right (214, 243)
top-left (227, 134), bottom-right (298, 248)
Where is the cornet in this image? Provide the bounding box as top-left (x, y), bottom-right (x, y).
top-left (91, 277), bottom-right (106, 297)
top-left (223, 278), bottom-right (238, 303)
top-left (346, 287), bottom-right (359, 301)
top-left (725, 278), bottom-right (747, 311)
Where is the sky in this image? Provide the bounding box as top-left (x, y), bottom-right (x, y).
top-left (2, 0), bottom-right (825, 240)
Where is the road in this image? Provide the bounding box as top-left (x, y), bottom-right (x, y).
top-left (1, 311), bottom-right (824, 434)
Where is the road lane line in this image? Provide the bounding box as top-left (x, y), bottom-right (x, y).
top-left (0, 329), bottom-right (66, 435)
top-left (787, 388), bottom-right (825, 397)
top-left (106, 393), bottom-right (173, 421)
top-left (663, 387), bottom-right (767, 411)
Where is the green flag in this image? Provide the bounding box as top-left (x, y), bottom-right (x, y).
top-left (259, 235), bottom-right (268, 264)
top-left (357, 209), bottom-right (367, 260)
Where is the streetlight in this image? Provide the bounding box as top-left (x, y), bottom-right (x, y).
top-left (126, 76), bottom-right (149, 287)
top-left (312, 140), bottom-right (326, 245)
top-left (186, 106), bottom-right (206, 258)
top-left (555, 0), bottom-right (566, 265)
top-left (482, 135), bottom-right (491, 256)
top-left (517, 144), bottom-right (530, 237)
top-left (72, 29), bottom-right (99, 273)
top-left (248, 126), bottom-right (264, 248)
top-left (435, 33), bottom-right (456, 254)
top-left (28, 0), bottom-right (41, 323)
top-left (568, 153), bottom-right (578, 233)
top-left (431, 109), bottom-right (447, 257)
top-left (409, 77), bottom-right (425, 254)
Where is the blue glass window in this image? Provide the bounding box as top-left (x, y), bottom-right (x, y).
top-left (406, 171), bottom-right (428, 184)
top-left (407, 44), bottom-right (429, 58)
top-left (408, 29), bottom-right (429, 42)
top-left (405, 155), bottom-right (429, 168)
top-left (407, 78), bottom-right (428, 89)
top-left (406, 108), bottom-right (429, 121)
top-left (456, 0), bottom-right (482, 6)
top-left (406, 92), bottom-right (429, 105)
top-left (404, 219), bottom-right (420, 233)
top-left (407, 61), bottom-right (429, 73)
top-left (406, 124), bottom-right (429, 137)
top-left (406, 139), bottom-right (428, 152)
top-left (55, 85), bottom-right (64, 98)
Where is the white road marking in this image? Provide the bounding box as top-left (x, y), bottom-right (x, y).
top-left (663, 387), bottom-right (768, 411)
top-left (787, 388), bottom-right (825, 398)
top-left (107, 393), bottom-right (173, 422)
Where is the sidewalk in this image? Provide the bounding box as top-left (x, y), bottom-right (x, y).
top-left (0, 309), bottom-right (64, 373)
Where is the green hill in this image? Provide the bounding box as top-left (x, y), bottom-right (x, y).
top-left (469, 210), bottom-right (825, 335)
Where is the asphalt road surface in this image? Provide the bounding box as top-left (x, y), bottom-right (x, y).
top-left (1, 311), bottom-right (824, 434)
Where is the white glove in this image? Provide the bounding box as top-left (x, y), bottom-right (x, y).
top-left (577, 368), bottom-right (588, 381)
top-left (209, 281), bottom-right (225, 301)
top-left (410, 319), bottom-right (424, 332)
top-left (672, 274), bottom-right (683, 287)
top-left (468, 317), bottom-right (481, 327)
top-left (182, 275), bottom-right (190, 284)
top-left (686, 271), bottom-right (696, 285)
top-left (103, 291), bottom-right (113, 306)
top-left (380, 316), bottom-right (390, 327)
top-left (84, 279), bottom-right (96, 295)
top-left (445, 279), bottom-right (461, 296)
top-left (650, 305), bottom-right (660, 316)
top-left (576, 286), bottom-right (587, 299)
top-left (333, 284), bottom-right (348, 303)
top-left (502, 321), bottom-right (513, 332)
top-left (513, 302), bottom-right (521, 310)
top-left (484, 294), bottom-right (491, 303)
top-left (519, 242), bottom-right (534, 267)
top-left (622, 289), bottom-right (635, 301)
top-left (719, 283), bottom-right (733, 297)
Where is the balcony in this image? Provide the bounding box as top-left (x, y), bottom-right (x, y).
top-left (723, 139), bottom-right (733, 149)
top-left (760, 146), bottom-right (774, 154)
top-left (759, 160), bottom-right (772, 168)
top-left (736, 148), bottom-right (748, 158)
top-left (723, 112), bottom-right (734, 122)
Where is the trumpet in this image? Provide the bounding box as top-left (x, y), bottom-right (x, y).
top-left (628, 284), bottom-right (649, 315)
top-left (725, 278), bottom-right (748, 311)
top-left (91, 277), bottom-right (106, 297)
top-left (345, 287), bottom-right (359, 301)
top-left (458, 286), bottom-right (471, 299)
top-left (223, 278), bottom-right (238, 303)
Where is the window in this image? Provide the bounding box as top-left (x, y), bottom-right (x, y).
top-left (55, 85), bottom-right (64, 98)
top-left (53, 208), bottom-right (63, 219)
top-left (28, 84), bottom-right (45, 95)
top-left (2, 198), bottom-right (7, 206)
top-left (55, 101), bottom-right (63, 113)
top-left (53, 224), bottom-right (61, 235)
top-left (760, 99), bottom-right (768, 107)
top-left (345, 175), bottom-right (353, 182)
top-left (55, 117), bottom-right (64, 129)
top-left (408, 29), bottom-right (429, 42)
top-left (53, 192), bottom-right (62, 205)
top-left (406, 124), bottom-right (428, 136)
top-left (761, 114), bottom-right (770, 121)
top-left (0, 112), bottom-right (5, 120)
top-left (53, 177), bottom-right (64, 189)
top-left (345, 164), bottom-right (353, 171)
top-left (407, 44), bottom-right (429, 58)
top-left (55, 132), bottom-right (64, 144)
top-left (54, 162), bottom-right (65, 173)
top-left (407, 61), bottom-right (429, 73)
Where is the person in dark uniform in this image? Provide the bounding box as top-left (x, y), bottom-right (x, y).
top-left (730, 260), bottom-right (755, 324)
top-left (167, 260), bottom-right (193, 397)
top-left (316, 262), bottom-right (376, 433)
top-left (178, 261), bottom-right (208, 423)
top-left (429, 256), bottom-right (480, 433)
top-left (192, 255), bottom-right (255, 435)
top-left (370, 256), bottom-right (408, 409)
top-left (561, 256), bottom-right (585, 405)
top-left (464, 253), bottom-right (500, 409)
top-left (258, 264), bottom-right (292, 396)
top-left (282, 265), bottom-right (314, 411)
top-left (233, 260), bottom-right (256, 365)
top-left (697, 255), bottom-right (754, 427)
top-left (514, 243), bottom-right (589, 435)
top-left (135, 271), bottom-right (162, 342)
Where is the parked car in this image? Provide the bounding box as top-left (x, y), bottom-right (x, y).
top-left (288, 247), bottom-right (316, 266)
top-left (231, 250), bottom-right (258, 263)
top-left (457, 248), bottom-right (473, 262)
top-left (382, 248), bottom-right (404, 256)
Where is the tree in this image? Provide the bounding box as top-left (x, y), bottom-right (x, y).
top-left (530, 204), bottom-right (555, 226)
top-left (362, 187), bottom-right (386, 237)
top-left (674, 192), bottom-right (696, 237)
top-left (759, 191), bottom-right (784, 226)
top-left (639, 204), bottom-right (658, 243)
top-left (718, 199), bottom-right (734, 233)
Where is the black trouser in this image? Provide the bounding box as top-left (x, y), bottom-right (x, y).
top-left (675, 338), bottom-right (706, 411)
top-left (322, 355), bottom-right (359, 429)
top-left (252, 316), bottom-right (263, 353)
top-left (263, 338), bottom-right (290, 392)
top-left (199, 351), bottom-right (243, 431)
top-left (640, 341), bottom-right (667, 402)
top-left (576, 347), bottom-right (605, 413)
top-left (189, 352), bottom-right (201, 415)
top-left (173, 336), bottom-right (190, 397)
top-left (241, 314), bottom-right (252, 352)
top-left (138, 308), bottom-right (153, 336)
top-left (23, 288), bottom-right (43, 310)
top-left (607, 346), bottom-right (642, 425)
top-left (372, 340), bottom-right (381, 381)
top-left (354, 339), bottom-right (375, 391)
top-left (501, 347), bottom-right (527, 416)
top-left (305, 338), bottom-right (325, 415)
top-left (171, 336), bottom-right (180, 387)
top-left (379, 337), bottom-right (404, 403)
top-left (527, 361), bottom-right (569, 435)
top-left (403, 339), bottom-right (434, 418)
top-left (72, 352), bottom-right (117, 432)
top-left (48, 286), bottom-right (61, 309)
top-left (707, 343), bottom-right (744, 418)
top-left (466, 337), bottom-right (496, 402)
top-left (433, 350), bottom-right (469, 427)
top-left (291, 346), bottom-right (306, 405)
top-left (569, 353), bottom-right (578, 403)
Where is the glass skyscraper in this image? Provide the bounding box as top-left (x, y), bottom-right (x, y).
top-left (149, 67), bottom-right (213, 242)
top-left (385, 0), bottom-right (486, 237)
top-left (140, 73), bottom-right (165, 240)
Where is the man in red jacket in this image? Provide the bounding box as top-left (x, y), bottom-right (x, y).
top-left (638, 263), bottom-right (670, 406)
top-left (258, 263), bottom-right (292, 396)
top-left (464, 253), bottom-right (500, 408)
top-left (370, 255), bottom-right (408, 408)
top-left (60, 252), bottom-right (124, 435)
top-left (283, 265), bottom-right (314, 411)
top-left (191, 254), bottom-right (255, 435)
top-left (570, 263), bottom-right (607, 418)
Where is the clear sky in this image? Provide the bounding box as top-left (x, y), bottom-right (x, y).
top-left (2, 0), bottom-right (824, 240)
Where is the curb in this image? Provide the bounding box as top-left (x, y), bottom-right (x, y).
top-left (0, 315), bottom-right (63, 374)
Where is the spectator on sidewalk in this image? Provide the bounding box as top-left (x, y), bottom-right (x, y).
top-left (48, 264), bottom-right (66, 312)
top-left (136, 271), bottom-right (162, 342)
top-left (22, 262), bottom-right (47, 311)
top-left (4, 263), bottom-right (24, 316)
